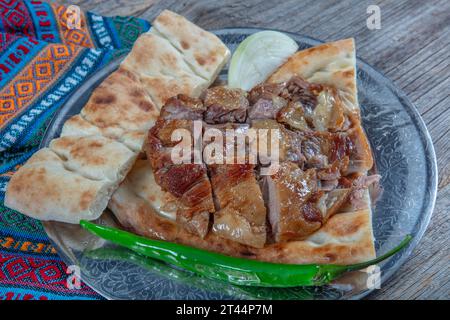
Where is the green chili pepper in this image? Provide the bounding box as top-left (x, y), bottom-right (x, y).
top-left (80, 220), bottom-right (412, 287)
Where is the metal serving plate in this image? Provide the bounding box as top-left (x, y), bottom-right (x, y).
top-left (40, 28), bottom-right (437, 300)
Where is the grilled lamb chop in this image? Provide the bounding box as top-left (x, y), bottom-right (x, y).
top-left (203, 86), bottom-right (249, 123)
top-left (261, 162), bottom-right (350, 242)
top-left (209, 164), bottom-right (267, 248)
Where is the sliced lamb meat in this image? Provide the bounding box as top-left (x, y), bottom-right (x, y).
top-left (203, 123), bottom-right (252, 165)
top-left (209, 164), bottom-right (267, 248)
top-left (251, 119), bottom-right (304, 165)
top-left (159, 94), bottom-right (205, 120)
top-left (148, 118), bottom-right (194, 147)
top-left (203, 86), bottom-right (249, 123)
top-left (279, 76), bottom-right (323, 112)
top-left (262, 162), bottom-right (350, 242)
top-left (316, 188), bottom-right (352, 220)
top-left (248, 96), bottom-right (287, 120)
top-left (300, 132), bottom-right (329, 168)
top-left (349, 174), bottom-right (381, 209)
top-left (303, 127), bottom-right (373, 175)
top-left (319, 179), bottom-right (339, 191)
top-left (262, 162), bottom-right (320, 242)
top-left (146, 119), bottom-right (195, 170)
top-left (277, 101), bottom-right (311, 131)
top-left (301, 131), bottom-right (353, 170)
top-left (247, 83), bottom-right (287, 121)
top-left (248, 83), bottom-right (285, 104)
top-left (146, 114), bottom-right (214, 238)
top-left (310, 88), bottom-right (346, 132)
top-left (344, 125), bottom-right (374, 174)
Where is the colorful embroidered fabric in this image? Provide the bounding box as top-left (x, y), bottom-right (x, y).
top-left (0, 0), bottom-right (150, 300)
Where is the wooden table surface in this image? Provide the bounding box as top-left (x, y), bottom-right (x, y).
top-left (55, 0), bottom-right (450, 300)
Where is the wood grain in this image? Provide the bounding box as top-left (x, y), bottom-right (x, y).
top-left (53, 0), bottom-right (450, 300)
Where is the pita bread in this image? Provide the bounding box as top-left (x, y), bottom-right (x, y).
top-left (60, 115), bottom-right (146, 153)
top-left (150, 10), bottom-right (231, 82)
top-left (268, 38), bottom-right (359, 114)
top-left (138, 74), bottom-right (206, 110)
top-left (49, 135), bottom-right (137, 182)
top-left (109, 161), bottom-right (375, 265)
top-left (4, 149), bottom-right (115, 224)
top-left (120, 33), bottom-right (209, 108)
top-left (80, 68), bottom-right (159, 132)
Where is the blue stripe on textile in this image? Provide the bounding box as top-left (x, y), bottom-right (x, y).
top-left (0, 147), bottom-right (36, 174)
top-left (87, 12), bottom-right (114, 49)
top-left (22, 0), bottom-right (62, 43)
top-left (0, 37), bottom-right (46, 88)
top-left (104, 17), bottom-right (121, 49)
top-left (0, 223), bottom-right (53, 243)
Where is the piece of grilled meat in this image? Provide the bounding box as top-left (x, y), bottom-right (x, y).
top-left (209, 164), bottom-right (267, 248)
top-left (203, 86), bottom-right (249, 123)
top-left (261, 162), bottom-right (350, 242)
top-left (146, 97), bottom-right (215, 238)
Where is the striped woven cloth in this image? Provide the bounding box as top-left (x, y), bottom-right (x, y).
top-left (0, 0), bottom-right (150, 300)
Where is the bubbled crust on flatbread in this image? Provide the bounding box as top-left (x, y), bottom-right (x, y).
top-left (138, 74), bottom-right (206, 110)
top-left (60, 115), bottom-right (147, 153)
top-left (49, 135), bottom-right (137, 182)
top-left (109, 161), bottom-right (376, 265)
top-left (120, 33), bottom-right (209, 108)
top-left (150, 10), bottom-right (230, 82)
top-left (81, 68), bottom-right (159, 133)
top-left (268, 38), bottom-right (359, 114)
top-left (4, 148), bottom-right (113, 224)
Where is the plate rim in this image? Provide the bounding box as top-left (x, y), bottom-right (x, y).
top-left (40, 27), bottom-right (438, 300)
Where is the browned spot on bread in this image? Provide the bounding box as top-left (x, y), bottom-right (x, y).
top-left (343, 70), bottom-right (354, 78)
top-left (181, 40), bottom-right (190, 50)
top-left (240, 250), bottom-right (256, 257)
top-left (88, 141), bottom-right (104, 149)
top-left (162, 53), bottom-right (177, 66)
top-left (70, 141), bottom-right (107, 165)
top-left (195, 55), bottom-right (206, 66)
top-left (130, 87), bottom-right (144, 98)
top-left (157, 12), bottom-right (170, 25)
top-left (138, 100), bottom-right (154, 112)
top-left (329, 212), bottom-right (365, 237)
top-left (79, 190), bottom-right (94, 210)
top-left (93, 94), bottom-right (116, 104)
top-left (116, 68), bottom-right (138, 82)
top-left (325, 253), bottom-right (337, 262)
